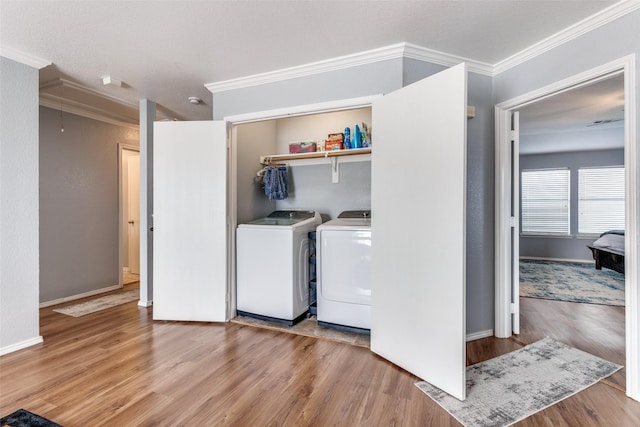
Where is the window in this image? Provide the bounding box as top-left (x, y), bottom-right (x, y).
top-left (521, 168), bottom-right (570, 235)
top-left (578, 166), bottom-right (625, 234)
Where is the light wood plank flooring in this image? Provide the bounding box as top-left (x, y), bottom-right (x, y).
top-left (1, 290), bottom-right (638, 426)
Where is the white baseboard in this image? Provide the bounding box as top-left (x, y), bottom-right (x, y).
top-left (0, 336), bottom-right (43, 356)
top-left (40, 284), bottom-right (123, 308)
top-left (519, 256), bottom-right (594, 264)
top-left (138, 299), bottom-right (153, 307)
top-left (466, 329), bottom-right (494, 342)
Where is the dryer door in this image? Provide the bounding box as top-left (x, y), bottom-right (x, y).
top-left (319, 229), bottom-right (372, 305)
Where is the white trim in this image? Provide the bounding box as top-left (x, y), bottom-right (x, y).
top-left (403, 43), bottom-right (493, 76)
top-left (494, 0), bottom-right (640, 75)
top-left (623, 53), bottom-right (639, 402)
top-left (466, 329), bottom-right (494, 342)
top-left (0, 46), bottom-right (51, 69)
top-left (40, 79), bottom-right (140, 129)
top-left (118, 144), bottom-right (141, 292)
top-left (0, 336), bottom-right (44, 356)
top-left (224, 94), bottom-right (380, 124)
top-left (206, 43), bottom-right (492, 94)
top-left (138, 300), bottom-right (153, 307)
top-left (39, 284), bottom-right (122, 308)
top-left (495, 54), bottom-right (638, 402)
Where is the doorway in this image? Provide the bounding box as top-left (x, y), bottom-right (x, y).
top-left (495, 56), bottom-right (638, 401)
top-left (119, 145), bottom-right (141, 286)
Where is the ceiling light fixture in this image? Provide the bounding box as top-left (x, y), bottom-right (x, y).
top-left (188, 96), bottom-right (202, 105)
top-left (102, 76), bottom-right (122, 87)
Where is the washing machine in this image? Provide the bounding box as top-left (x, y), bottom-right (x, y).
top-left (236, 210), bottom-right (322, 325)
top-left (316, 210), bottom-right (372, 331)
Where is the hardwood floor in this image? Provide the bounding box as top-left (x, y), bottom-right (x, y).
top-left (1, 292), bottom-right (638, 426)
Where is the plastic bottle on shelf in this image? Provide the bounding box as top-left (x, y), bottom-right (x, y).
top-left (352, 124), bottom-right (362, 149)
top-left (344, 126), bottom-right (351, 149)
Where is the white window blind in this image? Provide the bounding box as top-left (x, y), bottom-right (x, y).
top-left (578, 166), bottom-right (625, 234)
top-left (521, 168), bottom-right (570, 235)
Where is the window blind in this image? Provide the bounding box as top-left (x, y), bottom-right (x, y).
top-left (521, 168), bottom-right (570, 235)
top-left (578, 166), bottom-right (625, 234)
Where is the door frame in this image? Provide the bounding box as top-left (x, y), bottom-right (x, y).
top-left (118, 143), bottom-right (140, 287)
top-left (494, 54), bottom-right (638, 401)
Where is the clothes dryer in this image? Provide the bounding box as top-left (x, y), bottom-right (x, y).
top-left (236, 210), bottom-right (321, 325)
top-left (316, 210), bottom-right (372, 331)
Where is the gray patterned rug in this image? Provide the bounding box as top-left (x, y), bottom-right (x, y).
top-left (416, 337), bottom-right (621, 427)
top-left (53, 289), bottom-right (139, 317)
top-left (520, 260), bottom-right (624, 306)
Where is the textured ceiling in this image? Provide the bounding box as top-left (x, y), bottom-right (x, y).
top-left (0, 0), bottom-right (619, 122)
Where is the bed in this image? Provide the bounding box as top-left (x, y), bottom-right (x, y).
top-left (587, 230), bottom-right (625, 274)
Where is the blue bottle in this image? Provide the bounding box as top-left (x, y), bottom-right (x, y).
top-left (344, 127), bottom-right (351, 149)
top-left (352, 124), bottom-right (362, 149)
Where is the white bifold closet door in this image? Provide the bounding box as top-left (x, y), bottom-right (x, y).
top-left (371, 63), bottom-right (468, 400)
top-left (153, 121), bottom-right (228, 322)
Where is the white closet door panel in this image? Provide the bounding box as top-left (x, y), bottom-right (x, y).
top-left (371, 63), bottom-right (467, 400)
top-left (153, 121), bottom-right (228, 322)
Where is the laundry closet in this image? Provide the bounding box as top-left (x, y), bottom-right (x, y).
top-left (233, 107), bottom-right (373, 330)
top-left (234, 107), bottom-right (372, 224)
top-left (152, 63), bottom-right (469, 400)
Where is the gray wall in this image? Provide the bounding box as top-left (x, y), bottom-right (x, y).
top-left (39, 107), bottom-right (139, 303)
top-left (0, 57), bottom-right (41, 352)
top-left (235, 121), bottom-right (277, 224)
top-left (520, 147), bottom-right (624, 261)
top-left (214, 58), bottom-right (496, 335)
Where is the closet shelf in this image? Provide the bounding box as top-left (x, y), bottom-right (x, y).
top-left (260, 148), bottom-right (372, 184)
top-left (260, 147), bottom-right (371, 166)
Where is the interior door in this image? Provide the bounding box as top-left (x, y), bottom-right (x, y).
top-left (153, 121), bottom-right (228, 321)
top-left (511, 111), bottom-right (521, 334)
top-left (127, 153), bottom-right (140, 275)
top-left (371, 63), bottom-right (467, 400)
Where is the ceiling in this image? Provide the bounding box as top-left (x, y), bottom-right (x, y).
top-left (0, 0), bottom-right (625, 126)
top-left (519, 73), bottom-right (625, 154)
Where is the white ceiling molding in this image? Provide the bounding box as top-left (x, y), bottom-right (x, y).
top-left (40, 78), bottom-right (140, 129)
top-left (403, 43), bottom-right (493, 76)
top-left (206, 42), bottom-right (493, 94)
top-left (0, 46), bottom-right (51, 69)
top-left (494, 0), bottom-right (640, 75)
top-left (206, 43), bottom-right (407, 94)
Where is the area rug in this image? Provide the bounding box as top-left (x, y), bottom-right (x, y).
top-left (519, 260), bottom-right (624, 306)
top-left (416, 337), bottom-right (622, 427)
top-left (53, 289), bottom-right (139, 317)
top-left (0, 409), bottom-right (62, 427)
top-left (231, 315), bottom-right (370, 348)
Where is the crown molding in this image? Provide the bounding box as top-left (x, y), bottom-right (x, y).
top-left (494, 0), bottom-right (640, 75)
top-left (206, 42), bottom-right (493, 94)
top-left (40, 78), bottom-right (140, 129)
top-left (206, 43), bottom-right (406, 94)
top-left (403, 43), bottom-right (494, 76)
top-left (0, 46), bottom-right (51, 69)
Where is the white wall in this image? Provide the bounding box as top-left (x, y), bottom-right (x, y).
top-left (0, 57), bottom-right (41, 354)
top-left (39, 107), bottom-right (139, 304)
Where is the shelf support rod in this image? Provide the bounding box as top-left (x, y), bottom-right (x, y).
top-left (331, 157), bottom-right (339, 183)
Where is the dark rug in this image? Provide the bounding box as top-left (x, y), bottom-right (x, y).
top-left (520, 260), bottom-right (624, 306)
top-left (0, 409), bottom-right (62, 427)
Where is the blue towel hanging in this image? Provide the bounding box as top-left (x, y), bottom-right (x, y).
top-left (263, 165), bottom-right (289, 200)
